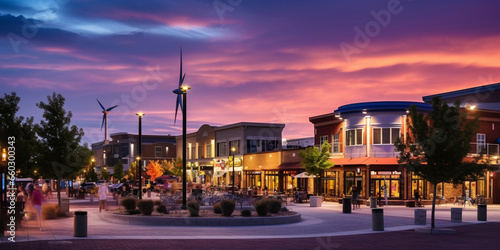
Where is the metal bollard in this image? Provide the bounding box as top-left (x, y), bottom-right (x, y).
top-left (370, 197), bottom-right (377, 208)
top-left (478, 204), bottom-right (487, 221)
top-left (74, 211), bottom-right (87, 237)
top-left (372, 208), bottom-right (384, 231)
top-left (342, 198), bottom-right (352, 213)
top-left (451, 208), bottom-right (462, 223)
top-left (414, 209), bottom-right (426, 225)
top-left (89, 193), bottom-right (94, 202)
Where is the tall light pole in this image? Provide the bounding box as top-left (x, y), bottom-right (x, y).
top-left (136, 113), bottom-right (144, 199)
top-left (174, 85), bottom-right (190, 209)
top-left (91, 158), bottom-right (95, 182)
top-left (231, 147), bottom-right (236, 194)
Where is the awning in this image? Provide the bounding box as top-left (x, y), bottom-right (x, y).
top-left (330, 157), bottom-right (398, 166)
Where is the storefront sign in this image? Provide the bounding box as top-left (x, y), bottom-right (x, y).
top-left (371, 171), bottom-right (401, 175)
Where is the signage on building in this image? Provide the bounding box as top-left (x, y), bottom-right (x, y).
top-left (371, 171), bottom-right (401, 175)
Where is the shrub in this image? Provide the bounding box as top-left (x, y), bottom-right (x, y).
top-left (127, 209), bottom-right (141, 215)
top-left (241, 209), bottom-right (252, 217)
top-left (120, 197), bottom-right (138, 211)
top-left (269, 199), bottom-right (282, 213)
top-left (137, 200), bottom-right (155, 215)
top-left (255, 198), bottom-right (270, 216)
top-left (42, 204), bottom-right (58, 220)
top-left (154, 200), bottom-right (162, 206)
top-left (220, 199), bottom-right (236, 216)
top-left (213, 202), bottom-right (222, 214)
top-left (187, 201), bottom-right (200, 217)
top-left (157, 204), bottom-right (168, 214)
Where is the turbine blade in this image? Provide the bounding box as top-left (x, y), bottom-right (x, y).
top-left (179, 47), bottom-right (183, 87)
top-left (181, 73), bottom-right (186, 85)
top-left (97, 98), bottom-right (105, 111)
top-left (174, 95), bottom-right (181, 125)
top-left (101, 114), bottom-right (106, 130)
top-left (179, 95), bottom-right (183, 112)
top-left (106, 105), bottom-right (118, 111)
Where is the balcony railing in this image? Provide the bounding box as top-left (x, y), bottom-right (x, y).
top-left (469, 143), bottom-right (499, 157)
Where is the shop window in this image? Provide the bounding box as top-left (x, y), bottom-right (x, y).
top-left (206, 144), bottom-right (212, 158)
top-left (477, 134), bottom-right (486, 153)
top-left (320, 135), bottom-right (328, 147)
top-left (229, 140), bottom-right (240, 154)
top-left (217, 142), bottom-right (227, 156)
top-left (332, 133), bottom-right (339, 153)
top-left (155, 146), bottom-right (161, 157)
top-left (373, 128), bottom-right (400, 145)
top-left (246, 140), bottom-right (259, 153)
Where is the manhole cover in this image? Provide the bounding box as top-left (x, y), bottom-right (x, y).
top-left (48, 241), bottom-right (73, 245)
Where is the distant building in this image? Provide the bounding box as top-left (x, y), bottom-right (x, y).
top-left (91, 132), bottom-right (176, 174)
top-left (283, 137), bottom-right (314, 149)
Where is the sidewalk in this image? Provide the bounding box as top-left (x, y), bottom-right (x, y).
top-left (2, 195), bottom-right (500, 249)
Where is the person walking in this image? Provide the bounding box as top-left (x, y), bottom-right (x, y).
top-left (30, 184), bottom-right (44, 231)
top-left (99, 181), bottom-right (108, 212)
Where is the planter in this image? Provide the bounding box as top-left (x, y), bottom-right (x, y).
top-left (310, 196), bottom-right (322, 207)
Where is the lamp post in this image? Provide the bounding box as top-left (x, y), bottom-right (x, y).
top-left (136, 113), bottom-right (144, 199)
top-left (91, 158), bottom-right (95, 182)
top-left (231, 147), bottom-right (236, 194)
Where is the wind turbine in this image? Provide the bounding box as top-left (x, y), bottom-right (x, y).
top-left (172, 47), bottom-right (190, 209)
top-left (97, 99), bottom-right (117, 142)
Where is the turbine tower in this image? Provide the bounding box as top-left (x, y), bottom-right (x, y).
top-left (97, 99), bottom-right (117, 143)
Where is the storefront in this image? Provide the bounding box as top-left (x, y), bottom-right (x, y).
top-left (344, 169), bottom-right (364, 196)
top-left (244, 171), bottom-right (262, 189)
top-left (322, 170), bottom-right (339, 196)
top-left (369, 170), bottom-right (402, 199)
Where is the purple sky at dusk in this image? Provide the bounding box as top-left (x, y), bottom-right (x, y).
top-left (1, 0), bottom-right (500, 146)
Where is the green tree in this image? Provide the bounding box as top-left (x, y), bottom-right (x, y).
top-left (0, 92), bottom-right (39, 177)
top-left (395, 97), bottom-right (496, 229)
top-left (35, 92), bottom-right (87, 209)
top-left (113, 160), bottom-right (124, 181)
top-left (171, 157), bottom-right (183, 177)
top-left (101, 167), bottom-right (110, 181)
top-left (299, 141), bottom-right (335, 195)
top-left (127, 160), bottom-right (138, 180)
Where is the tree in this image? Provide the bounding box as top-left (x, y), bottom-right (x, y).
top-left (395, 97), bottom-right (496, 229)
top-left (159, 159), bottom-right (174, 175)
top-left (35, 92), bottom-right (86, 209)
top-left (127, 160), bottom-right (138, 180)
top-left (113, 160), bottom-right (124, 181)
top-left (169, 157), bottom-right (183, 177)
top-left (101, 167), bottom-right (110, 181)
top-left (0, 92), bottom-right (39, 177)
top-left (299, 141), bottom-right (335, 195)
top-left (146, 160), bottom-right (163, 181)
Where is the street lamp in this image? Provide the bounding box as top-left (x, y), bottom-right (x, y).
top-left (173, 85), bottom-right (190, 209)
top-left (91, 158), bottom-right (95, 182)
top-left (231, 147), bottom-right (236, 194)
top-left (136, 112), bottom-right (144, 199)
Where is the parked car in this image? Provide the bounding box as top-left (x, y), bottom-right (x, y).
top-left (81, 182), bottom-right (98, 194)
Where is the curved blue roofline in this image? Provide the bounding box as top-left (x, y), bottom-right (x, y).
top-left (334, 101), bottom-right (432, 115)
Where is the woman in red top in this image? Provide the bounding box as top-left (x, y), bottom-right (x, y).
top-left (30, 184), bottom-right (44, 231)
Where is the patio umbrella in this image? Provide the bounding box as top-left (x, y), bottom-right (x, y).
top-left (293, 172), bottom-right (317, 178)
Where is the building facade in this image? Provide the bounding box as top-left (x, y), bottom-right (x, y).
top-left (309, 83), bottom-right (500, 203)
top-left (92, 132), bottom-right (176, 175)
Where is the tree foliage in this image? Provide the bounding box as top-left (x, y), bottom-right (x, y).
top-left (395, 96), bottom-right (496, 228)
top-left (0, 92), bottom-right (38, 177)
top-left (299, 141), bottom-right (334, 195)
top-left (101, 167), bottom-right (110, 181)
top-left (127, 160), bottom-right (138, 180)
top-left (35, 92), bottom-right (87, 208)
top-left (113, 160), bottom-right (124, 181)
top-left (146, 160), bottom-right (163, 181)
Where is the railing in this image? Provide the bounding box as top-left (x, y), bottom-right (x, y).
top-left (469, 143), bottom-right (499, 157)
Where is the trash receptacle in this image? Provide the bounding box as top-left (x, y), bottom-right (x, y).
top-left (74, 211), bottom-right (87, 237)
top-left (342, 197), bottom-right (352, 213)
top-left (372, 208), bottom-right (384, 231)
top-left (478, 204), bottom-right (487, 221)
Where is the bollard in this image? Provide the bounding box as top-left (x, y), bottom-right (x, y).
top-left (451, 208), bottom-right (462, 223)
top-left (414, 209), bottom-right (426, 225)
top-left (478, 204), bottom-right (487, 221)
top-left (372, 208), bottom-right (384, 231)
top-left (89, 193), bottom-right (94, 203)
top-left (342, 198), bottom-right (352, 213)
top-left (370, 197), bottom-right (377, 208)
top-left (74, 211), bottom-right (87, 237)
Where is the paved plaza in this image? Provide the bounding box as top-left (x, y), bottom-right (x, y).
top-left (1, 193), bottom-right (500, 249)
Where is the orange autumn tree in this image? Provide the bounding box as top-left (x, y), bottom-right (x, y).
top-left (146, 160), bottom-right (163, 181)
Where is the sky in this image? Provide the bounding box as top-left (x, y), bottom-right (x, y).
top-left (1, 0), bottom-right (500, 146)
